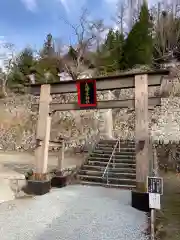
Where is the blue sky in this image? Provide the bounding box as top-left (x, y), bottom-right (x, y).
top-left (0, 0), bottom-right (158, 52)
top-left (0, 0), bottom-right (118, 52)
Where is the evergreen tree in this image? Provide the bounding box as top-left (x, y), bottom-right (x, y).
top-left (123, 1), bottom-right (153, 68)
top-left (97, 29), bottom-right (125, 74)
top-left (114, 30), bottom-right (125, 70)
top-left (102, 29), bottom-right (117, 72)
top-left (41, 33), bottom-right (55, 58)
top-left (37, 33), bottom-right (61, 83)
top-left (104, 29), bottom-right (116, 52)
top-left (9, 47), bottom-right (36, 85)
top-left (17, 48), bottom-right (35, 76)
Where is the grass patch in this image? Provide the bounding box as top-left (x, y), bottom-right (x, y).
top-left (156, 171), bottom-right (180, 239)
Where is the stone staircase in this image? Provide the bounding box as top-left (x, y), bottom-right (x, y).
top-left (78, 139), bottom-right (136, 189)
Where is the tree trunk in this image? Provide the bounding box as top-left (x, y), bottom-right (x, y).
top-left (0, 78), bottom-right (8, 97)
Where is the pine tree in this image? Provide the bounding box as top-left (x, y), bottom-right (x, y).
top-left (17, 48), bottom-right (35, 76)
top-left (103, 29), bottom-right (117, 72)
top-left (37, 33), bottom-right (61, 83)
top-left (6, 47), bottom-right (36, 91)
top-left (98, 29), bottom-right (125, 74)
top-left (114, 30), bottom-right (125, 70)
top-left (41, 33), bottom-right (55, 58)
top-left (13, 47), bottom-right (36, 84)
top-left (123, 1), bottom-right (153, 68)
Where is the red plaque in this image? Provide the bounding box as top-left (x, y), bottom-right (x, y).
top-left (76, 79), bottom-right (97, 108)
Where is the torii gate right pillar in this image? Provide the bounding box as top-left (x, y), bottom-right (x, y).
top-left (131, 74), bottom-right (150, 212)
top-left (135, 74), bottom-right (149, 192)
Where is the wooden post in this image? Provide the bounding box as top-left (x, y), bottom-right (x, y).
top-left (135, 74), bottom-right (149, 192)
top-left (41, 115), bottom-right (51, 173)
top-left (151, 208), bottom-right (155, 240)
top-left (57, 139), bottom-right (65, 170)
top-left (34, 84), bottom-right (51, 180)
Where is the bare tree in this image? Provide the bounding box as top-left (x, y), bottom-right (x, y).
top-left (152, 1), bottom-right (180, 65)
top-left (58, 8), bottom-right (106, 80)
top-left (90, 19), bottom-right (107, 51)
top-left (128, 0), bottom-right (137, 31)
top-left (113, 1), bottom-right (127, 34)
top-left (0, 43), bottom-right (15, 97)
top-left (127, 0), bottom-right (143, 31)
top-left (113, 0), bottom-right (141, 34)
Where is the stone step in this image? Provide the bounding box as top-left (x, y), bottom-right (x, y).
top-left (99, 139), bottom-right (135, 145)
top-left (93, 150), bottom-right (135, 155)
top-left (90, 153), bottom-right (135, 159)
top-left (97, 143), bottom-right (135, 148)
top-left (79, 170), bottom-right (136, 179)
top-left (88, 161), bottom-right (136, 168)
top-left (99, 140), bottom-right (117, 143)
top-left (88, 157), bottom-right (135, 163)
top-left (91, 153), bottom-right (135, 158)
top-left (105, 178), bottom-right (136, 186)
top-left (96, 146), bottom-right (116, 150)
top-left (97, 142), bottom-right (135, 147)
top-left (98, 139), bottom-right (135, 142)
top-left (91, 151), bottom-right (135, 156)
top-left (79, 181), bottom-right (136, 189)
top-left (78, 175), bottom-right (136, 185)
top-left (97, 142), bottom-right (117, 145)
top-left (95, 146), bottom-right (135, 152)
top-left (82, 165), bottom-right (136, 173)
top-left (96, 145), bottom-right (116, 148)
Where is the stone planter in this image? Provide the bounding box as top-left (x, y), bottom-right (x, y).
top-left (131, 190), bottom-right (150, 212)
top-left (24, 180), bottom-right (51, 195)
top-left (51, 175), bottom-right (68, 188)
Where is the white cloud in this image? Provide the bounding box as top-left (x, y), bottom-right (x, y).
top-left (21, 0), bottom-right (37, 12)
top-left (59, 0), bottom-right (87, 13)
top-left (59, 0), bottom-right (70, 12)
top-left (104, 0), bottom-right (122, 8)
top-left (104, 0), bottom-right (118, 3)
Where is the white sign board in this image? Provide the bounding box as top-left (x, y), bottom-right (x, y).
top-left (149, 193), bottom-right (161, 209)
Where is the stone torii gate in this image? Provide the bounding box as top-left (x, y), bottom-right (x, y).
top-left (29, 70), bottom-right (169, 196)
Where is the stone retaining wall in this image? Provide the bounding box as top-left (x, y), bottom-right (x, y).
top-left (0, 85), bottom-right (180, 151)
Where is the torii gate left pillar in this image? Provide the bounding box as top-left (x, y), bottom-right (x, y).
top-left (27, 84), bottom-right (52, 195)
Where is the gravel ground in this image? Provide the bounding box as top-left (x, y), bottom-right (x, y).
top-left (0, 185), bottom-right (148, 240)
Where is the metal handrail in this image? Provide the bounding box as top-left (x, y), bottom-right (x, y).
top-left (102, 138), bottom-right (120, 179)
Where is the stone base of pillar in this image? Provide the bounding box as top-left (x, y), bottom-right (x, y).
top-left (131, 190), bottom-right (150, 212)
top-left (131, 181), bottom-right (149, 212)
top-left (51, 176), bottom-right (67, 188)
top-left (24, 180), bottom-right (51, 195)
